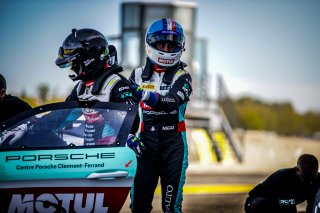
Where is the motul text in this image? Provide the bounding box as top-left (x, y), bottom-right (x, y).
top-left (8, 193), bottom-right (108, 213)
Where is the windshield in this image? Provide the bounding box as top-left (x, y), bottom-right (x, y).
top-left (0, 102), bottom-right (138, 149)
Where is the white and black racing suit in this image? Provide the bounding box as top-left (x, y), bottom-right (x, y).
top-left (129, 58), bottom-right (192, 213)
top-left (66, 65), bottom-right (139, 145)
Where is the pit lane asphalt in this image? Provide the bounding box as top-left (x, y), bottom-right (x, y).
top-left (121, 164), bottom-right (268, 213)
top-left (121, 164), bottom-right (308, 213)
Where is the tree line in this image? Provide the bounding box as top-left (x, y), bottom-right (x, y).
top-left (224, 96), bottom-right (320, 137)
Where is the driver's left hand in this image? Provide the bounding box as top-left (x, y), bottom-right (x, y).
top-left (0, 121), bottom-right (32, 146)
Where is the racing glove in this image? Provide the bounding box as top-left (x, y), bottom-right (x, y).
top-left (0, 121), bottom-right (33, 146)
top-left (126, 134), bottom-right (146, 157)
top-left (132, 85), bottom-right (159, 108)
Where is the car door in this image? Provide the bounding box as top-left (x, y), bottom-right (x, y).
top-left (0, 101), bottom-right (138, 213)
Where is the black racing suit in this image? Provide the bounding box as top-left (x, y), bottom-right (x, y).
top-left (314, 188), bottom-right (320, 213)
top-left (245, 168), bottom-right (320, 213)
top-left (66, 65), bottom-right (140, 144)
top-left (129, 59), bottom-right (192, 213)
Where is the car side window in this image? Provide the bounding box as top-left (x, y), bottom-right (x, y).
top-left (0, 102), bottom-right (136, 149)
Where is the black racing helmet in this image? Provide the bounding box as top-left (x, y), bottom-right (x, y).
top-left (55, 28), bottom-right (109, 81)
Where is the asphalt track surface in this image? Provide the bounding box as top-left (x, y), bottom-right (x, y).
top-left (121, 173), bottom-right (266, 213)
top-left (121, 172), bottom-right (308, 213)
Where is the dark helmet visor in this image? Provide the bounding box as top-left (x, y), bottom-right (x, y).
top-left (146, 31), bottom-right (185, 52)
top-left (55, 46), bottom-right (82, 68)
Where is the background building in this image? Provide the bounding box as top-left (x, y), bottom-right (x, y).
top-left (120, 2), bottom-right (196, 72)
top-left (110, 1), bottom-right (208, 102)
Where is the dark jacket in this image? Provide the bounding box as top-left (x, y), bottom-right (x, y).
top-left (248, 168), bottom-right (320, 213)
top-left (0, 94), bottom-right (31, 123)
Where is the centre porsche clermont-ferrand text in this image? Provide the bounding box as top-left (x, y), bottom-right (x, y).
top-left (15, 162), bottom-right (105, 170)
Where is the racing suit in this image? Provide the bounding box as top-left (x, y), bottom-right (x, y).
top-left (66, 65), bottom-right (140, 144)
top-left (129, 58), bottom-right (192, 213)
top-left (245, 168), bottom-right (320, 213)
top-left (314, 188), bottom-right (320, 213)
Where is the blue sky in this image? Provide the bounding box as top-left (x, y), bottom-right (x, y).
top-left (1, 0), bottom-right (319, 113)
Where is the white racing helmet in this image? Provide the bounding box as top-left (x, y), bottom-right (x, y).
top-left (145, 19), bottom-right (185, 67)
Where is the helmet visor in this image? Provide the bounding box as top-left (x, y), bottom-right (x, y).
top-left (146, 31), bottom-right (185, 53)
top-left (55, 47), bottom-right (82, 68)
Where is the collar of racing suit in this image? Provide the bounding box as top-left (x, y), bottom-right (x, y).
top-left (141, 57), bottom-right (187, 85)
top-left (87, 65), bottom-right (124, 95)
top-left (153, 64), bottom-right (167, 73)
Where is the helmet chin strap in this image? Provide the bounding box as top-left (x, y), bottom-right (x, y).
top-left (68, 65), bottom-right (87, 81)
top-left (69, 72), bottom-right (86, 81)
top-left (69, 74), bottom-right (78, 81)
